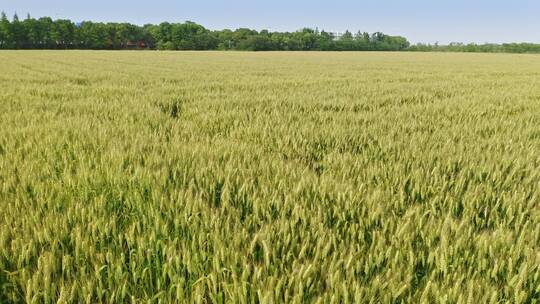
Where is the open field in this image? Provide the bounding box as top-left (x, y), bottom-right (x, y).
top-left (1, 51), bottom-right (540, 303)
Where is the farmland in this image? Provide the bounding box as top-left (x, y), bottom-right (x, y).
top-left (1, 51), bottom-right (540, 303)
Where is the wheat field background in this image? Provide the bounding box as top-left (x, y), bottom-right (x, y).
top-left (1, 51), bottom-right (540, 303)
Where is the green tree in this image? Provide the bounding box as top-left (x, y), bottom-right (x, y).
top-left (37, 17), bottom-right (54, 48)
top-left (52, 20), bottom-right (75, 48)
top-left (10, 13), bottom-right (27, 49)
top-left (336, 30), bottom-right (355, 50)
top-left (216, 29), bottom-right (234, 50)
top-left (23, 14), bottom-right (38, 48)
top-left (157, 40), bottom-right (175, 50)
top-left (77, 22), bottom-right (109, 49)
top-left (0, 12), bottom-right (420, 52)
top-left (0, 12), bottom-right (11, 48)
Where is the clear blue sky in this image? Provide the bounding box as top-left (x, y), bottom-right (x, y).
top-left (1, 0), bottom-right (539, 44)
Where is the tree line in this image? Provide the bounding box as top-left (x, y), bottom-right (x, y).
top-left (408, 42), bottom-right (540, 54)
top-left (0, 12), bottom-right (409, 51)
top-left (2, 12), bottom-right (540, 53)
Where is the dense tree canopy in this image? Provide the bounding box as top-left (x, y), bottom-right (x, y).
top-left (408, 42), bottom-right (540, 54)
top-left (0, 13), bottom-right (411, 51)
top-left (1, 12), bottom-right (539, 53)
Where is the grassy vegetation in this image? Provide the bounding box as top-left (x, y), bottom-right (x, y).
top-left (1, 51), bottom-right (540, 303)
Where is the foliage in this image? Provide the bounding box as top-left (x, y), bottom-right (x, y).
top-left (1, 51), bottom-right (540, 303)
top-left (3, 12), bottom-right (540, 54)
top-left (408, 42), bottom-right (540, 54)
top-left (0, 12), bottom-right (411, 51)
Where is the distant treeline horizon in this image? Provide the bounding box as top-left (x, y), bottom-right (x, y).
top-left (1, 12), bottom-right (540, 53)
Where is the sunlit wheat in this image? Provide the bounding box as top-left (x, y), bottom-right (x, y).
top-left (1, 51), bottom-right (540, 303)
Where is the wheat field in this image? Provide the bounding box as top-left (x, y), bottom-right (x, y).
top-left (1, 51), bottom-right (540, 303)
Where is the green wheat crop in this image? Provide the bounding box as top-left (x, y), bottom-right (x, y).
top-left (1, 51), bottom-right (540, 303)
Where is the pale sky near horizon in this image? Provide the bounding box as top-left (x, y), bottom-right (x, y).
top-left (1, 0), bottom-right (539, 44)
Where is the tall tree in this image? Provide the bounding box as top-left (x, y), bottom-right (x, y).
top-left (53, 19), bottom-right (75, 48)
top-left (0, 12), bottom-right (10, 48)
top-left (23, 14), bottom-right (40, 48)
top-left (0, 12), bottom-right (424, 52)
top-left (11, 13), bottom-right (27, 49)
top-left (38, 17), bottom-right (54, 48)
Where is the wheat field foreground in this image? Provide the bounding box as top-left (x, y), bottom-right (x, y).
top-left (1, 51), bottom-right (540, 303)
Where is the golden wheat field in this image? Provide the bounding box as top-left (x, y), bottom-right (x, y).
top-left (1, 51), bottom-right (540, 303)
